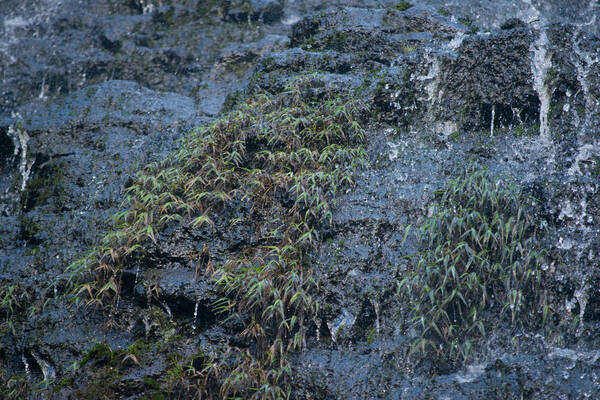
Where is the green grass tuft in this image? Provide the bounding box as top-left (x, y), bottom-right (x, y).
top-left (65, 78), bottom-right (367, 398)
top-left (399, 166), bottom-right (547, 365)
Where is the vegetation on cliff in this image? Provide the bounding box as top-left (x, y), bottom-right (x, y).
top-left (400, 166), bottom-right (548, 366)
top-left (67, 78), bottom-right (367, 398)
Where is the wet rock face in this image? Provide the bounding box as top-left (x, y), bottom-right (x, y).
top-left (226, 0), bottom-right (284, 24)
top-left (436, 28), bottom-right (540, 130)
top-left (0, 0), bottom-right (276, 117)
top-left (373, 24), bottom-right (540, 131)
top-left (1, 0), bottom-right (600, 398)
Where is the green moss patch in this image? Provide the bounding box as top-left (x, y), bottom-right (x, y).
top-left (394, 2), bottom-right (414, 12)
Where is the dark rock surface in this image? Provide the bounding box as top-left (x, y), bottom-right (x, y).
top-left (1, 0), bottom-right (599, 398)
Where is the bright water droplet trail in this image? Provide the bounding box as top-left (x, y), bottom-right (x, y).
top-left (134, 265), bottom-right (140, 288)
top-left (22, 353), bottom-right (31, 378)
top-left (192, 301), bottom-right (199, 332)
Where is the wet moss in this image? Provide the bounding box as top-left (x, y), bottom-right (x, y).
top-left (56, 376), bottom-right (75, 388)
top-left (514, 125), bottom-right (525, 136)
top-left (449, 130), bottom-right (460, 142)
top-left (125, 339), bottom-right (152, 359)
top-left (394, 2), bottom-right (413, 12)
top-left (549, 101), bottom-right (563, 120)
top-left (458, 16), bottom-right (479, 34)
top-left (527, 123), bottom-right (540, 136)
top-left (325, 30), bottom-right (351, 51)
top-left (514, 124), bottom-right (539, 137)
top-left (21, 162), bottom-right (67, 212)
top-left (221, 90), bottom-right (245, 113)
top-left (437, 8), bottom-right (451, 17)
top-left (86, 87), bottom-right (97, 97)
top-left (591, 155), bottom-right (600, 178)
top-left (79, 343), bottom-right (114, 367)
top-left (18, 215), bottom-right (41, 243)
top-left (197, 0), bottom-right (219, 16)
top-left (153, 6), bottom-right (176, 29)
top-left (143, 377), bottom-right (161, 390)
top-left (301, 36), bottom-right (318, 51)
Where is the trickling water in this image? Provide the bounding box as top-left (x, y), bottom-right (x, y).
top-left (192, 301), bottom-right (199, 332)
top-left (38, 74), bottom-right (47, 100)
top-left (162, 302), bottom-right (172, 319)
top-left (413, 50), bottom-right (441, 118)
top-left (453, 363), bottom-right (486, 384)
top-left (372, 299), bottom-right (380, 335)
top-left (568, 143), bottom-right (600, 176)
top-left (530, 28), bottom-right (552, 140)
top-left (282, 14), bottom-right (301, 26)
top-left (7, 113), bottom-right (33, 192)
top-left (327, 308), bottom-right (356, 343)
top-left (548, 346), bottom-right (600, 364)
top-left (1, 16), bottom-right (29, 58)
top-left (490, 105), bottom-right (495, 137)
top-left (572, 15), bottom-right (599, 136)
top-left (574, 281), bottom-right (590, 336)
top-left (134, 265), bottom-right (140, 288)
top-left (133, 0), bottom-right (156, 14)
top-left (423, 55), bottom-right (440, 106)
top-left (447, 32), bottom-right (465, 51)
top-left (314, 317), bottom-right (321, 342)
top-left (22, 353), bottom-right (31, 378)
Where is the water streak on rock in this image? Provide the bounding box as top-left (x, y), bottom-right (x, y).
top-left (192, 301), bottom-right (199, 332)
top-left (530, 28), bottom-right (551, 140)
top-left (7, 114), bottom-right (33, 191)
top-left (21, 353), bottom-right (30, 378)
top-left (490, 104), bottom-right (495, 137)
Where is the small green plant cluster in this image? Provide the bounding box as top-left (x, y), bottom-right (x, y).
top-left (0, 283), bottom-right (31, 334)
top-left (0, 371), bottom-right (30, 400)
top-left (399, 166), bottom-right (546, 364)
top-left (68, 79), bottom-right (367, 398)
top-left (394, 2), bottom-right (413, 12)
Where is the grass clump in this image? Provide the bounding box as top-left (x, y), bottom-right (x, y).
top-left (68, 78), bottom-right (367, 398)
top-left (0, 283), bottom-right (31, 335)
top-left (0, 372), bottom-right (30, 400)
top-left (399, 166), bottom-right (546, 364)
